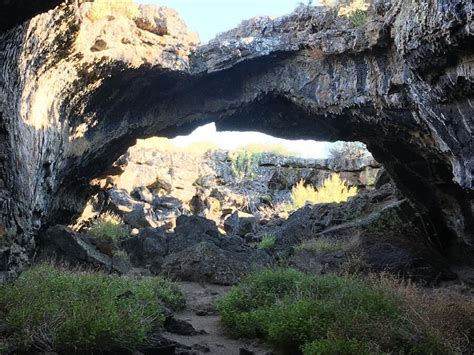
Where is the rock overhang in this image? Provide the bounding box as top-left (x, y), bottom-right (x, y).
top-left (0, 0), bottom-right (472, 278)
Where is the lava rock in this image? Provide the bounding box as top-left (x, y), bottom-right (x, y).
top-left (123, 227), bottom-right (168, 272)
top-left (108, 188), bottom-right (159, 228)
top-left (38, 225), bottom-right (112, 270)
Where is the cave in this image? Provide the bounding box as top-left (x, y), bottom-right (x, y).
top-left (1, 0), bottom-right (474, 353)
top-left (0, 0), bottom-right (472, 281)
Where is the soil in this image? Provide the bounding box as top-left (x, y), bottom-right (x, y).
top-left (163, 282), bottom-right (275, 355)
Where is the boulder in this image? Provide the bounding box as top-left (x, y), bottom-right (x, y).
top-left (108, 188), bottom-right (159, 228)
top-left (135, 4), bottom-right (199, 44)
top-left (167, 215), bottom-right (221, 254)
top-left (131, 186), bottom-right (154, 204)
top-left (224, 211), bottom-right (257, 237)
top-left (161, 241), bottom-right (270, 285)
top-left (38, 225), bottom-right (112, 270)
top-left (123, 228), bottom-right (168, 272)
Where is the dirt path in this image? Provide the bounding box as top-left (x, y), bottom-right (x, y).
top-left (163, 282), bottom-right (273, 355)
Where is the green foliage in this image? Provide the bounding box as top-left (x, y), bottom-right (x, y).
top-left (0, 264), bottom-right (184, 352)
top-left (89, 219), bottom-right (128, 241)
top-left (88, 213), bottom-right (128, 255)
top-left (295, 238), bottom-right (343, 253)
top-left (88, 0), bottom-right (139, 21)
top-left (229, 150), bottom-right (262, 180)
top-left (217, 268), bottom-right (447, 354)
top-left (257, 234), bottom-right (276, 249)
top-left (302, 338), bottom-right (370, 355)
top-left (348, 9), bottom-right (368, 26)
top-left (290, 174), bottom-right (358, 209)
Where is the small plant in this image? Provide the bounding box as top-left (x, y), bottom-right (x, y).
top-left (337, 0), bottom-right (370, 27)
top-left (295, 238), bottom-right (343, 253)
top-left (347, 8), bottom-right (368, 26)
top-left (229, 150), bottom-right (261, 180)
top-left (290, 174), bottom-right (358, 209)
top-left (0, 264), bottom-right (184, 352)
top-left (88, 0), bottom-right (139, 21)
top-left (320, 0), bottom-right (369, 27)
top-left (88, 212), bottom-right (128, 255)
top-left (257, 234), bottom-right (276, 249)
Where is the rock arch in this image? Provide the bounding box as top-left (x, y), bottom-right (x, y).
top-left (0, 0), bottom-right (472, 277)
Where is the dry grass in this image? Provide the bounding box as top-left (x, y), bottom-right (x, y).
top-left (88, 0), bottom-right (139, 21)
top-left (295, 238), bottom-right (344, 253)
top-left (308, 46), bottom-right (325, 60)
top-left (368, 273), bottom-right (474, 354)
top-left (338, 0), bottom-right (370, 17)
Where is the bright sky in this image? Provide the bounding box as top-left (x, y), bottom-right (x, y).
top-left (139, 0), bottom-right (305, 43)
top-left (171, 123), bottom-right (331, 159)
top-left (139, 1), bottom-right (332, 158)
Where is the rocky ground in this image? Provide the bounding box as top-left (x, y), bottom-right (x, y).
top-left (28, 144), bottom-right (473, 354)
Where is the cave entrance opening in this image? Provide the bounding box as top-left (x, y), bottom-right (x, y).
top-left (75, 122), bottom-right (381, 240)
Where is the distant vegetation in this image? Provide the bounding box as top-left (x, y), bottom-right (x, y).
top-left (228, 143), bottom-right (298, 180)
top-left (257, 234), bottom-right (277, 249)
top-left (88, 0), bottom-right (139, 21)
top-left (229, 150), bottom-right (261, 180)
top-left (88, 212), bottom-right (128, 256)
top-left (217, 268), bottom-right (472, 354)
top-left (0, 264), bottom-right (184, 352)
top-left (290, 173), bottom-right (358, 209)
top-left (320, 0), bottom-right (369, 27)
top-left (328, 141), bottom-right (371, 163)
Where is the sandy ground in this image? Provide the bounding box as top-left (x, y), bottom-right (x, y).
top-left (163, 282), bottom-right (275, 355)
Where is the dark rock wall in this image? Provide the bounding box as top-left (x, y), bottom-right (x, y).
top-left (0, 0), bottom-right (64, 32)
top-left (0, 0), bottom-right (472, 277)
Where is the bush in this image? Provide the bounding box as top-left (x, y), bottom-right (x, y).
top-left (88, 0), bottom-right (139, 21)
top-left (88, 212), bottom-right (128, 255)
top-left (229, 150), bottom-right (261, 180)
top-left (290, 174), bottom-right (358, 209)
top-left (0, 264), bottom-right (184, 352)
top-left (217, 268), bottom-right (449, 354)
top-left (257, 234), bottom-right (276, 249)
top-left (328, 141), bottom-right (371, 162)
top-left (295, 238), bottom-right (343, 253)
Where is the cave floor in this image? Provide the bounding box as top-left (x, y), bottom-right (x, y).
top-left (163, 282), bottom-right (275, 355)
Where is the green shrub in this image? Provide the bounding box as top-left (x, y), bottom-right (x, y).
top-left (257, 234), bottom-right (276, 249)
top-left (294, 238), bottom-right (343, 253)
top-left (217, 268), bottom-right (447, 354)
top-left (88, 213), bottom-right (128, 255)
top-left (348, 9), bottom-right (368, 26)
top-left (302, 338), bottom-right (370, 355)
top-left (229, 150), bottom-right (261, 180)
top-left (0, 264), bottom-right (184, 352)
